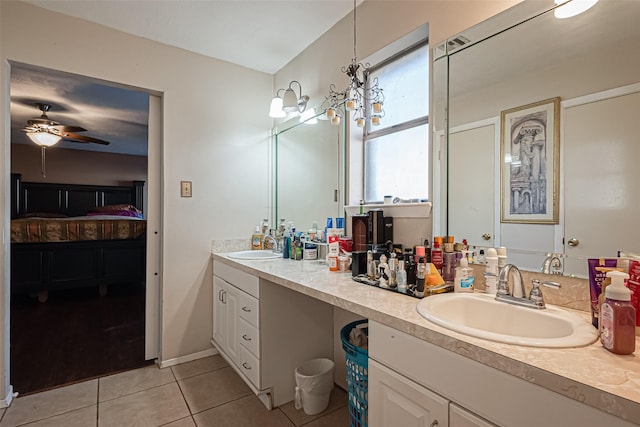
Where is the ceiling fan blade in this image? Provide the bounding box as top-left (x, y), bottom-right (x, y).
top-left (61, 132), bottom-right (111, 145)
top-left (51, 124), bottom-right (87, 133)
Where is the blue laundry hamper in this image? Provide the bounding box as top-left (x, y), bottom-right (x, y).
top-left (340, 319), bottom-right (368, 427)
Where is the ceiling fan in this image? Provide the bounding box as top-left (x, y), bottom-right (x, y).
top-left (23, 103), bottom-right (111, 146)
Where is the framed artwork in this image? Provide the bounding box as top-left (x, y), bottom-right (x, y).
top-left (500, 97), bottom-right (560, 224)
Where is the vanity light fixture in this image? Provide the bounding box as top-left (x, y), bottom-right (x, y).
top-left (269, 80), bottom-right (310, 118)
top-left (324, 0), bottom-right (384, 128)
top-left (554, 0), bottom-right (599, 19)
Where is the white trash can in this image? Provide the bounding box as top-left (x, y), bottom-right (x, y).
top-left (294, 358), bottom-right (334, 415)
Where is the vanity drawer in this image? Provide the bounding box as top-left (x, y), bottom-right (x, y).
top-left (213, 261), bottom-right (259, 298)
top-left (238, 291), bottom-right (259, 327)
top-left (239, 345), bottom-right (261, 388)
top-left (238, 317), bottom-right (260, 358)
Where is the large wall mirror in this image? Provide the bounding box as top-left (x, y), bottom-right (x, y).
top-left (436, 0), bottom-right (640, 277)
top-left (273, 110), bottom-right (346, 233)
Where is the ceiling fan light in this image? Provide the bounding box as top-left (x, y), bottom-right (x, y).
top-left (27, 131), bottom-right (61, 147)
top-left (269, 97), bottom-right (286, 118)
top-left (282, 88), bottom-right (299, 112)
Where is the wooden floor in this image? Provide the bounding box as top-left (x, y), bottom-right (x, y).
top-left (10, 282), bottom-right (152, 396)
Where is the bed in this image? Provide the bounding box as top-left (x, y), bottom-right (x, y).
top-left (10, 174), bottom-right (147, 302)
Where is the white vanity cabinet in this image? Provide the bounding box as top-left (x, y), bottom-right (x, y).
top-left (369, 359), bottom-right (449, 427)
top-left (368, 321), bottom-right (635, 427)
top-left (212, 260), bottom-right (333, 409)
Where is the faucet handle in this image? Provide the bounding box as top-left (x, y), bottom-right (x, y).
top-left (528, 279), bottom-right (545, 308)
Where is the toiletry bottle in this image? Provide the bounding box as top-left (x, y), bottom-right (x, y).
top-left (430, 241), bottom-right (443, 275)
top-left (454, 258), bottom-right (475, 293)
top-left (367, 250), bottom-right (375, 280)
top-left (294, 236), bottom-right (303, 260)
top-left (397, 260), bottom-right (407, 294)
top-left (388, 253), bottom-right (398, 289)
top-left (282, 230), bottom-right (291, 259)
top-left (424, 239), bottom-right (432, 263)
top-left (416, 257), bottom-right (427, 297)
top-left (406, 253), bottom-right (416, 289)
top-left (497, 246), bottom-right (508, 269)
top-left (378, 254), bottom-right (389, 288)
top-left (485, 247), bottom-right (498, 294)
top-left (600, 271), bottom-right (635, 355)
top-left (251, 226), bottom-right (263, 250)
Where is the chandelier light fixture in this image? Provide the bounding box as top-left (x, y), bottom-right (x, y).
top-left (325, 0), bottom-right (384, 128)
top-left (269, 80), bottom-right (310, 118)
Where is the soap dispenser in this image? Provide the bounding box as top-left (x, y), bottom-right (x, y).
top-left (600, 270), bottom-right (635, 355)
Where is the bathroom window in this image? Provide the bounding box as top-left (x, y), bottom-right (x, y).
top-left (363, 41), bottom-right (429, 203)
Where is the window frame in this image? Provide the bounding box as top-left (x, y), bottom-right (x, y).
top-left (362, 39), bottom-right (430, 203)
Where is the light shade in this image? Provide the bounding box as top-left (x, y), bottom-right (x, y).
top-left (281, 88), bottom-right (299, 112)
top-left (554, 0), bottom-right (598, 19)
top-left (27, 132), bottom-right (61, 147)
top-left (269, 97), bottom-right (286, 118)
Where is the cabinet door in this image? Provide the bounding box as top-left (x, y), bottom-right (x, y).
top-left (369, 359), bottom-right (449, 427)
top-left (224, 284), bottom-right (239, 363)
top-left (213, 276), bottom-right (239, 363)
top-left (450, 403), bottom-right (497, 427)
top-left (213, 276), bottom-right (226, 347)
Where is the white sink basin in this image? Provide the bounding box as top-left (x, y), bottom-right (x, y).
top-left (416, 293), bottom-right (598, 348)
top-left (227, 250), bottom-right (281, 260)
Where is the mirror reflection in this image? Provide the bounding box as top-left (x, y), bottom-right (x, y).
top-left (274, 111), bottom-right (345, 234)
top-left (439, 0), bottom-right (640, 277)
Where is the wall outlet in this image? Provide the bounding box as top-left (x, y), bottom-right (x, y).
top-left (180, 181), bottom-right (192, 197)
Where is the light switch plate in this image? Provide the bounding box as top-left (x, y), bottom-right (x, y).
top-left (180, 181), bottom-right (192, 197)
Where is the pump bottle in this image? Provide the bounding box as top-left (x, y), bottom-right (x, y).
top-left (600, 270), bottom-right (635, 355)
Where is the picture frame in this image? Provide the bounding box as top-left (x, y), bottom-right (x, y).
top-left (500, 97), bottom-right (560, 224)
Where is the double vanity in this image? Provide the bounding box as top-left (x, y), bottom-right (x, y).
top-left (211, 252), bottom-right (639, 426)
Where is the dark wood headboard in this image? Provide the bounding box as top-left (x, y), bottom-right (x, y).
top-left (11, 174), bottom-right (145, 219)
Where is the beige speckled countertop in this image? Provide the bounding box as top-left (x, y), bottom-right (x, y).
top-left (212, 253), bottom-right (640, 425)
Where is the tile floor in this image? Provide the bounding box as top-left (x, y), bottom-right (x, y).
top-left (0, 355), bottom-right (350, 427)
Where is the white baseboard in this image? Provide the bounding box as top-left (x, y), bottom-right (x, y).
top-left (0, 386), bottom-right (16, 408)
top-left (158, 346), bottom-right (218, 369)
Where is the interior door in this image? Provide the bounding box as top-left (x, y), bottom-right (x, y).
top-left (145, 94), bottom-right (162, 360)
top-left (563, 91), bottom-right (640, 276)
top-left (448, 124), bottom-right (495, 247)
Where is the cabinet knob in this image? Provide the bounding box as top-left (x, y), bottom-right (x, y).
top-left (242, 307), bottom-right (251, 312)
top-left (242, 362), bottom-right (252, 370)
top-left (242, 334), bottom-right (252, 341)
top-left (567, 238), bottom-right (579, 247)
top-left (482, 233), bottom-right (491, 240)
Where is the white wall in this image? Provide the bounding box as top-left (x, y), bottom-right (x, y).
top-left (0, 0), bottom-right (273, 399)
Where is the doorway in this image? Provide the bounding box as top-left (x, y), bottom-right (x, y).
top-left (8, 63), bottom-right (161, 395)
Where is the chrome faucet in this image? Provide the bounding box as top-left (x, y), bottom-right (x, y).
top-left (496, 264), bottom-right (561, 309)
top-left (541, 253), bottom-right (563, 275)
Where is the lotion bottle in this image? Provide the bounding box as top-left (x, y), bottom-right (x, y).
top-left (484, 248), bottom-right (498, 295)
top-left (600, 271), bottom-right (635, 355)
top-left (454, 258), bottom-right (474, 293)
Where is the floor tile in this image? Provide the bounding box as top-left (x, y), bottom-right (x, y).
top-left (98, 382), bottom-right (189, 427)
top-left (0, 380), bottom-right (97, 427)
top-left (280, 386), bottom-right (348, 427)
top-left (99, 364), bottom-right (175, 402)
top-left (160, 416), bottom-right (195, 427)
top-left (301, 405), bottom-right (349, 427)
top-left (193, 395), bottom-right (294, 427)
top-left (171, 356), bottom-right (228, 380)
top-left (178, 367), bottom-right (251, 413)
top-left (20, 405), bottom-right (97, 427)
